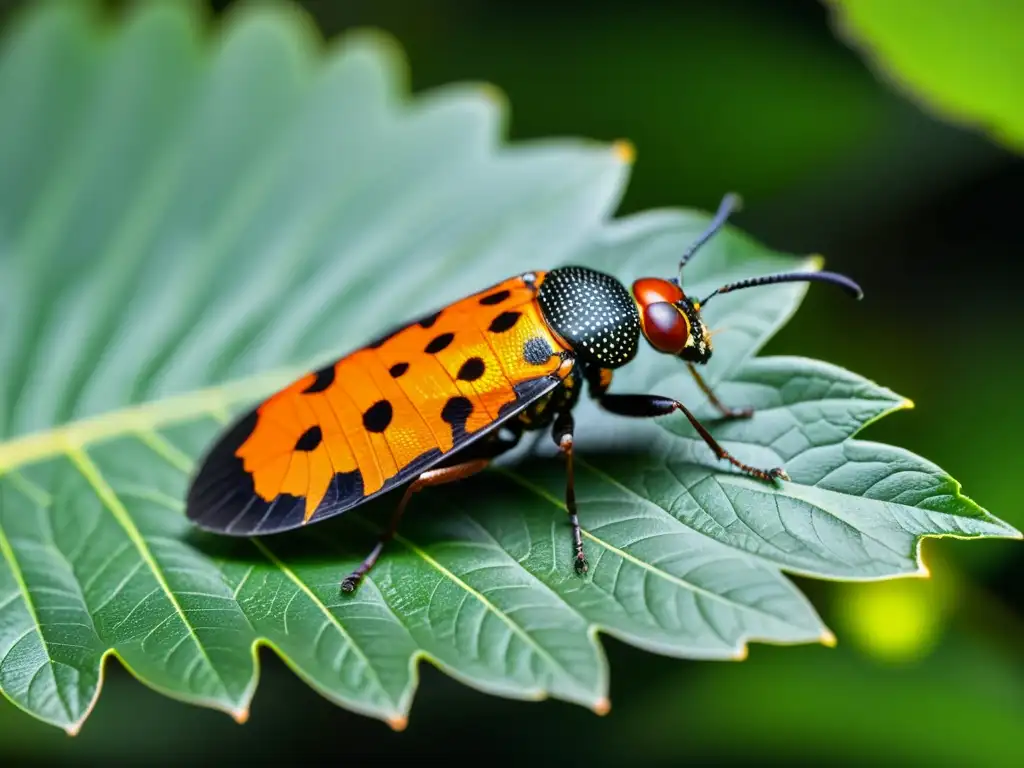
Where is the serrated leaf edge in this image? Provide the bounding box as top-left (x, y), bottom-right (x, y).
top-left (0, 472), bottom-right (81, 731)
top-left (498, 467), bottom-right (836, 655)
top-left (659, 362), bottom-right (1021, 577)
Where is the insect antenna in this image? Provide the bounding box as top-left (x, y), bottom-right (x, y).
top-left (706, 325), bottom-right (734, 339)
top-left (700, 270), bottom-right (864, 306)
top-left (678, 192), bottom-right (743, 276)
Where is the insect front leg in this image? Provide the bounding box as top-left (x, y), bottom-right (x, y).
top-left (551, 410), bottom-right (588, 574)
top-left (596, 393), bottom-right (788, 483)
top-left (686, 362), bottom-right (753, 420)
top-left (340, 460), bottom-right (491, 593)
top-left (341, 423), bottom-right (524, 594)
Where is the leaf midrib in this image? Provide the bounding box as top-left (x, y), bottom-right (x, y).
top-left (0, 367), bottom-right (297, 472)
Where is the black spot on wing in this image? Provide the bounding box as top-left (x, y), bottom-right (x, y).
top-left (294, 426), bottom-right (322, 452)
top-left (479, 289), bottom-right (510, 306)
top-left (488, 311), bottom-right (521, 333)
top-left (364, 306), bottom-right (447, 350)
top-left (363, 400), bottom-right (393, 433)
top-left (303, 364), bottom-right (335, 393)
top-left (366, 325), bottom-right (401, 350)
top-left (457, 357), bottom-right (485, 381)
top-left (418, 311), bottom-right (442, 329)
top-left (441, 395), bottom-right (474, 441)
top-left (425, 332), bottom-right (454, 354)
top-left (389, 362), bottom-right (409, 378)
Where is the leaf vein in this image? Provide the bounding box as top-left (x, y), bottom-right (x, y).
top-left (389, 528), bottom-right (588, 691)
top-left (65, 446), bottom-right (230, 699)
top-left (0, 475), bottom-right (72, 721)
top-left (249, 538), bottom-right (396, 710)
top-left (500, 466), bottom-right (795, 624)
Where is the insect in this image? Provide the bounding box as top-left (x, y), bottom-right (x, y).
top-left (185, 193), bottom-right (863, 593)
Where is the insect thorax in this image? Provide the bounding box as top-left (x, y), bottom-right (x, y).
top-left (536, 266), bottom-right (640, 368)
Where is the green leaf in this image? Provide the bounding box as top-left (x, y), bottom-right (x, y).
top-left (825, 0), bottom-right (1024, 152)
top-left (0, 0), bottom-right (1018, 736)
top-left (617, 637), bottom-right (1024, 767)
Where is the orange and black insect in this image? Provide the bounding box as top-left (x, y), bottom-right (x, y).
top-left (186, 194), bottom-right (863, 592)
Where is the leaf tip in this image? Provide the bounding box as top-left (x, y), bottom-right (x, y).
top-left (388, 715), bottom-right (409, 732)
top-left (592, 697), bottom-right (611, 716)
top-left (232, 707), bottom-right (250, 725)
top-left (64, 722), bottom-right (82, 737)
top-left (901, 397), bottom-right (916, 410)
top-left (731, 645), bottom-right (750, 661)
top-left (611, 139), bottom-right (636, 164)
top-left (808, 253), bottom-right (826, 270)
top-left (820, 629), bottom-right (838, 648)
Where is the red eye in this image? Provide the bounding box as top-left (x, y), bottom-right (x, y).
top-left (632, 277), bottom-right (683, 306)
top-left (642, 301), bottom-right (688, 353)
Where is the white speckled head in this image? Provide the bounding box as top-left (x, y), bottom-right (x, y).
top-left (536, 266), bottom-right (641, 368)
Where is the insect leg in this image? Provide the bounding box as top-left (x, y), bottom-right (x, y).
top-left (551, 410), bottom-right (588, 574)
top-left (686, 362), bottom-right (753, 420)
top-left (597, 393), bottom-right (788, 483)
top-left (340, 459), bottom-right (491, 593)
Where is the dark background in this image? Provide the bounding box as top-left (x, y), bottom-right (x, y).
top-left (2, 0), bottom-right (1022, 764)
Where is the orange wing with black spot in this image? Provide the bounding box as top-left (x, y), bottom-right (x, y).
top-left (186, 272), bottom-right (575, 536)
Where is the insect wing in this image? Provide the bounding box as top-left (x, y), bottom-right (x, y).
top-left (186, 273), bottom-right (574, 536)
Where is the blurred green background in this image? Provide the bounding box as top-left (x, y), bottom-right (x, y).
top-left (1, 0), bottom-right (1021, 764)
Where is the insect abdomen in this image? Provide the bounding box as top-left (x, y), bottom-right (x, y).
top-left (536, 266), bottom-right (641, 368)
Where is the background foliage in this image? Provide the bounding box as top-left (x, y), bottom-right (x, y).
top-left (1, 0), bottom-right (1022, 764)
top-left (827, 0), bottom-right (1024, 153)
